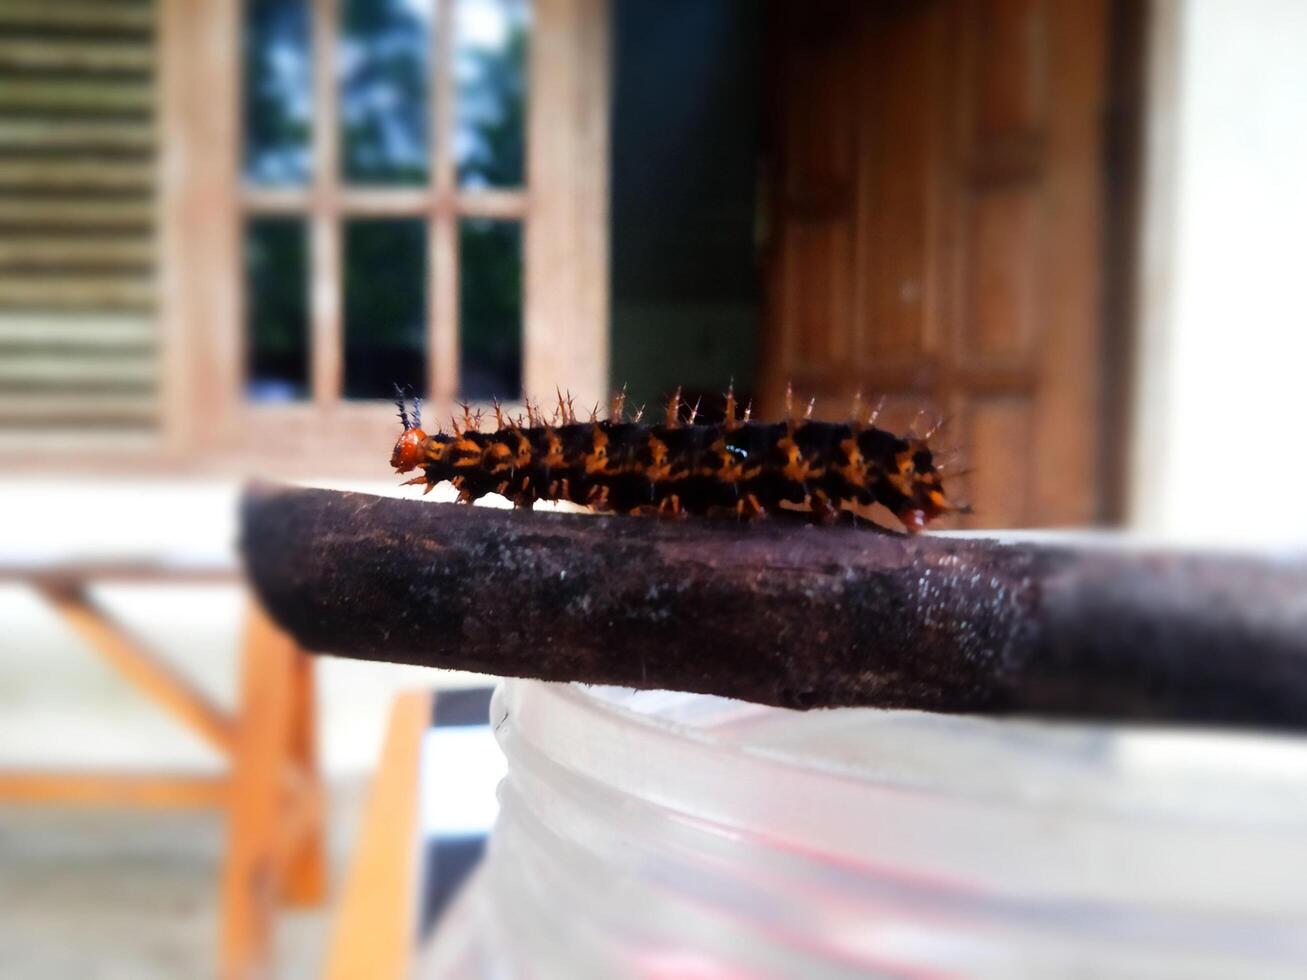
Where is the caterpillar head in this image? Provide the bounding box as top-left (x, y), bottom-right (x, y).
top-left (390, 387), bottom-right (427, 473)
top-left (391, 427), bottom-right (428, 473)
top-left (892, 442), bottom-right (966, 533)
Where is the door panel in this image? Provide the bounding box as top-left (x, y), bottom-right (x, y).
top-left (853, 6), bottom-right (940, 365)
top-left (763, 0), bottom-right (1107, 528)
top-left (780, 219), bottom-right (853, 373)
top-left (973, 0), bottom-right (1048, 138)
top-left (968, 395), bottom-right (1034, 529)
top-left (965, 186), bottom-right (1040, 360)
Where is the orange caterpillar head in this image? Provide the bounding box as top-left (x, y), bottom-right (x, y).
top-left (391, 428), bottom-right (427, 473)
top-left (390, 387), bottom-right (428, 473)
top-left (892, 441), bottom-right (968, 533)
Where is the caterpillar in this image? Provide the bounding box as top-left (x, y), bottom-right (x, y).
top-left (389, 386), bottom-right (966, 533)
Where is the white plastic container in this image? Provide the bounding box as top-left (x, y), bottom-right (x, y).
top-left (420, 679), bottom-right (1307, 978)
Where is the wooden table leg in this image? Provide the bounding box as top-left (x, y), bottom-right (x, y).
top-left (281, 650), bottom-right (326, 905)
top-left (0, 573), bottom-right (325, 980)
top-left (220, 601), bottom-right (325, 980)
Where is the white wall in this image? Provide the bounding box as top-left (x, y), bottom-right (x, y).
top-left (1132, 0), bottom-right (1307, 546)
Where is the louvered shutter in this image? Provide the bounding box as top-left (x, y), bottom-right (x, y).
top-left (0, 0), bottom-right (158, 448)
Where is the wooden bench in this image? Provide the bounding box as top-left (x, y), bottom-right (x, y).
top-left (0, 559), bottom-right (325, 979)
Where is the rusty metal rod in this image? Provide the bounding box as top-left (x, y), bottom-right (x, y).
top-left (241, 483), bottom-right (1307, 730)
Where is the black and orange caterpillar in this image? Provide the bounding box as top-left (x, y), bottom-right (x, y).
top-left (390, 386), bottom-right (965, 533)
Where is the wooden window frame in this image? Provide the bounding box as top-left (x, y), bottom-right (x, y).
top-left (160, 0), bottom-right (608, 475)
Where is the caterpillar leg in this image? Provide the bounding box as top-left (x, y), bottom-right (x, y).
top-left (586, 484), bottom-right (613, 512)
top-left (657, 494), bottom-right (686, 519)
top-left (736, 493), bottom-right (766, 521)
top-left (511, 476), bottom-right (536, 508)
top-left (546, 478), bottom-right (575, 502)
top-left (808, 491), bottom-right (839, 526)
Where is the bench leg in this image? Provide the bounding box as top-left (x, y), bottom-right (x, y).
top-left (220, 602), bottom-right (325, 979)
top-left (281, 650), bottom-right (327, 905)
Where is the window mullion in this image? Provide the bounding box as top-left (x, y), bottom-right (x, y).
top-left (430, 0), bottom-right (458, 405)
top-left (310, 0), bottom-right (342, 408)
top-left (309, 212), bottom-right (341, 408)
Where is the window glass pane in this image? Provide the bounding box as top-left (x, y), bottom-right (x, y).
top-left (460, 219), bottom-right (521, 399)
top-left (244, 0), bottom-right (313, 185)
top-left (340, 0), bottom-right (432, 186)
top-left (344, 219), bottom-right (427, 398)
top-left (245, 217), bottom-right (309, 401)
top-left (455, 0), bottom-right (528, 189)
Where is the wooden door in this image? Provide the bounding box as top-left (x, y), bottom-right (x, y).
top-left (762, 0), bottom-right (1108, 528)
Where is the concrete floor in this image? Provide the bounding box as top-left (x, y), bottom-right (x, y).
top-left (0, 780), bottom-right (367, 979)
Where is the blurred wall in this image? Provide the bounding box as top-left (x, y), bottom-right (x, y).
top-left (608, 0), bottom-right (764, 410)
top-left (1131, 0), bottom-right (1307, 545)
